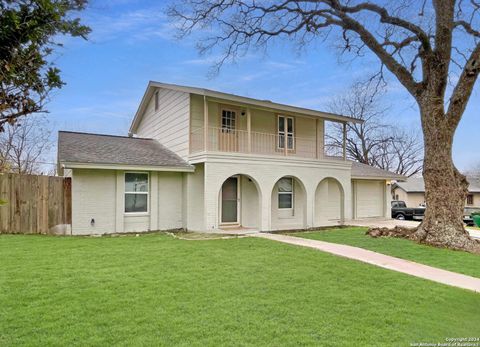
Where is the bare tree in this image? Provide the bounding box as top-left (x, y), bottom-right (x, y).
top-left (0, 116), bottom-right (52, 174)
top-left (325, 82), bottom-right (423, 176)
top-left (168, 0), bottom-right (480, 252)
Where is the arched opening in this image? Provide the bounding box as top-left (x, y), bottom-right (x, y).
top-left (270, 176), bottom-right (307, 230)
top-left (315, 177), bottom-right (345, 226)
top-left (218, 174), bottom-right (261, 230)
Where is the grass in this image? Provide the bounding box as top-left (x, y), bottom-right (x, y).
top-left (1, 233), bottom-right (479, 346)
top-left (291, 227), bottom-right (480, 278)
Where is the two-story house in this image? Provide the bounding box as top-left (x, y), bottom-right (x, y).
top-left (58, 81), bottom-right (405, 235)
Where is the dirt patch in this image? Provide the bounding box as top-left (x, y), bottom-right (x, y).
top-left (274, 225), bottom-right (353, 235)
top-left (366, 226), bottom-right (417, 240)
top-left (166, 231), bottom-right (243, 240)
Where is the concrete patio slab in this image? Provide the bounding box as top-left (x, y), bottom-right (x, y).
top-left (253, 232), bottom-right (480, 293)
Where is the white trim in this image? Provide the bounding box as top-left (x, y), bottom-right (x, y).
top-left (124, 172), bottom-right (149, 215)
top-left (188, 152), bottom-right (352, 168)
top-left (61, 162), bottom-right (194, 172)
top-left (352, 175), bottom-right (405, 181)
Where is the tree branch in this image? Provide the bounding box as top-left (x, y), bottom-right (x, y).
top-left (447, 42), bottom-right (480, 129)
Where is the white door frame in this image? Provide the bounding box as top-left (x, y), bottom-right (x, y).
top-left (220, 175), bottom-right (241, 225)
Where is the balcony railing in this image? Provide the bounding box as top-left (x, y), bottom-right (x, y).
top-left (190, 127), bottom-right (320, 159)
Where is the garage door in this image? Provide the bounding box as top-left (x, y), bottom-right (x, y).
top-left (355, 181), bottom-right (384, 218)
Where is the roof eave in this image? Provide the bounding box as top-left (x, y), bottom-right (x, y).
top-left (59, 161), bottom-right (195, 172)
top-left (352, 175), bottom-right (406, 181)
top-left (129, 81), bottom-right (363, 134)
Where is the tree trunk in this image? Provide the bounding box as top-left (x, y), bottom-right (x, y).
top-left (414, 103), bottom-right (480, 253)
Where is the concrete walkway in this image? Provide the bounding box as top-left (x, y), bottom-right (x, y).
top-left (253, 233), bottom-right (480, 293)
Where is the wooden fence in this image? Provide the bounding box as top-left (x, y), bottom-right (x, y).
top-left (0, 173), bottom-right (71, 235)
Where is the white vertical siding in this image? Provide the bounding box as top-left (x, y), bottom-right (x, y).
top-left (135, 88), bottom-right (190, 159)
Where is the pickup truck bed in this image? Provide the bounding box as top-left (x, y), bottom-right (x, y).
top-left (391, 201), bottom-right (425, 220)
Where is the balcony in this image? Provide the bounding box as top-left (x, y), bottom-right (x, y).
top-left (191, 126), bottom-right (326, 159)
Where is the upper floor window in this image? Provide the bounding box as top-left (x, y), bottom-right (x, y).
top-left (221, 109), bottom-right (236, 133)
top-left (125, 173), bottom-right (149, 213)
top-left (467, 194), bottom-right (474, 205)
top-left (278, 115), bottom-right (294, 150)
top-left (154, 91), bottom-right (159, 111)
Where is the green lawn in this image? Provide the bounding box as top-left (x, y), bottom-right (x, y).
top-left (291, 227), bottom-right (480, 278)
top-left (1, 234), bottom-right (479, 346)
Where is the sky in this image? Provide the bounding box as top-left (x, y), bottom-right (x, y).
top-left (45, 0), bottom-right (479, 171)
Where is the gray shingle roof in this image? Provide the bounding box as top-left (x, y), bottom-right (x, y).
top-left (58, 131), bottom-right (192, 169)
top-left (395, 176), bottom-right (480, 193)
top-left (350, 161), bottom-right (407, 181)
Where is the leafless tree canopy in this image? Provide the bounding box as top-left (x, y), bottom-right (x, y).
top-left (169, 0), bottom-right (480, 252)
top-left (325, 82), bottom-right (423, 176)
top-left (169, 0), bottom-right (479, 107)
top-left (0, 116), bottom-right (52, 174)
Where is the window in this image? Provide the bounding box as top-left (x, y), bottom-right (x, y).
top-left (278, 115), bottom-right (294, 150)
top-left (154, 91), bottom-right (159, 111)
top-left (467, 194), bottom-right (474, 205)
top-left (278, 177), bottom-right (293, 209)
top-left (221, 109), bottom-right (236, 133)
top-left (125, 173), bottom-right (149, 213)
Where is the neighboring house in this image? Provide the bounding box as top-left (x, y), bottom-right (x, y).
top-left (58, 81), bottom-right (405, 235)
top-left (392, 177), bottom-right (480, 207)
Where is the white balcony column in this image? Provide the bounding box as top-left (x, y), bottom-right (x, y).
top-left (342, 122), bottom-right (347, 160)
top-left (203, 95), bottom-right (209, 151)
top-left (247, 108), bottom-right (252, 153)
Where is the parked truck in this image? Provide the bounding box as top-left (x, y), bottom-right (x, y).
top-left (391, 200), bottom-right (426, 220)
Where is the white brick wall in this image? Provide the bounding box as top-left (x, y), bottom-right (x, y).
top-left (157, 172), bottom-right (184, 230)
top-left (71, 168), bottom-right (185, 235)
top-left (70, 160), bottom-right (389, 234)
top-left (201, 156), bottom-right (353, 231)
top-left (71, 169), bottom-right (117, 235)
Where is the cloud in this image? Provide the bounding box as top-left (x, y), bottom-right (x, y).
top-left (83, 6), bottom-right (175, 43)
top-left (181, 56), bottom-right (222, 66)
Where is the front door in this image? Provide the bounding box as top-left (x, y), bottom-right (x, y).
top-left (219, 109), bottom-right (238, 152)
top-left (221, 176), bottom-right (239, 224)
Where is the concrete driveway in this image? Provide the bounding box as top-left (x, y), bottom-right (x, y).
top-left (348, 218), bottom-right (480, 239)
